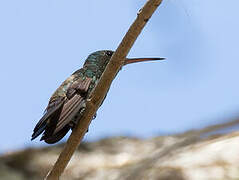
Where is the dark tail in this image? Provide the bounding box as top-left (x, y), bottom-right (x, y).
top-left (41, 125), bottom-right (71, 144)
top-left (31, 123), bottom-right (47, 140)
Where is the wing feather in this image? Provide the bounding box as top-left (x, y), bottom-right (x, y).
top-left (32, 76), bottom-right (93, 144)
top-left (53, 95), bottom-right (84, 133)
top-left (31, 97), bottom-right (65, 140)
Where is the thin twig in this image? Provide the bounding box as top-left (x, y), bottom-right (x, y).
top-left (45, 0), bottom-right (163, 179)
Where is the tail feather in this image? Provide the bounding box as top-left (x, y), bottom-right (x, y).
top-left (41, 125), bottom-right (71, 144)
top-left (31, 123), bottom-right (47, 140)
top-left (31, 101), bottom-right (64, 141)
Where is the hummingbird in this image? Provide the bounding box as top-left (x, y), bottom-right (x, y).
top-left (31, 50), bottom-right (165, 144)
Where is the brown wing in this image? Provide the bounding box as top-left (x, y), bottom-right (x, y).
top-left (31, 77), bottom-right (92, 144)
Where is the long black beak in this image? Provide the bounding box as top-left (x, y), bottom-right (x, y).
top-left (124, 57), bottom-right (165, 65)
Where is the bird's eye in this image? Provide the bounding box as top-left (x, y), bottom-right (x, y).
top-left (106, 51), bottom-right (113, 56)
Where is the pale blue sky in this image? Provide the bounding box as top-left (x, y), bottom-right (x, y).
top-left (1, 0), bottom-right (239, 152)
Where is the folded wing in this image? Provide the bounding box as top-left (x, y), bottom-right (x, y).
top-left (31, 77), bottom-right (92, 144)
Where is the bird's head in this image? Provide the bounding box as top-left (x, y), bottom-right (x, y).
top-left (84, 50), bottom-right (165, 72)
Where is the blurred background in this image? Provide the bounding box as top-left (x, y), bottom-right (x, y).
top-left (1, 0), bottom-right (239, 153)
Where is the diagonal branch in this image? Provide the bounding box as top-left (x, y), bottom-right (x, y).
top-left (45, 0), bottom-right (163, 179)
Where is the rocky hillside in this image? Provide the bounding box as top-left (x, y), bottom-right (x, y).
top-left (1, 131), bottom-right (239, 180)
